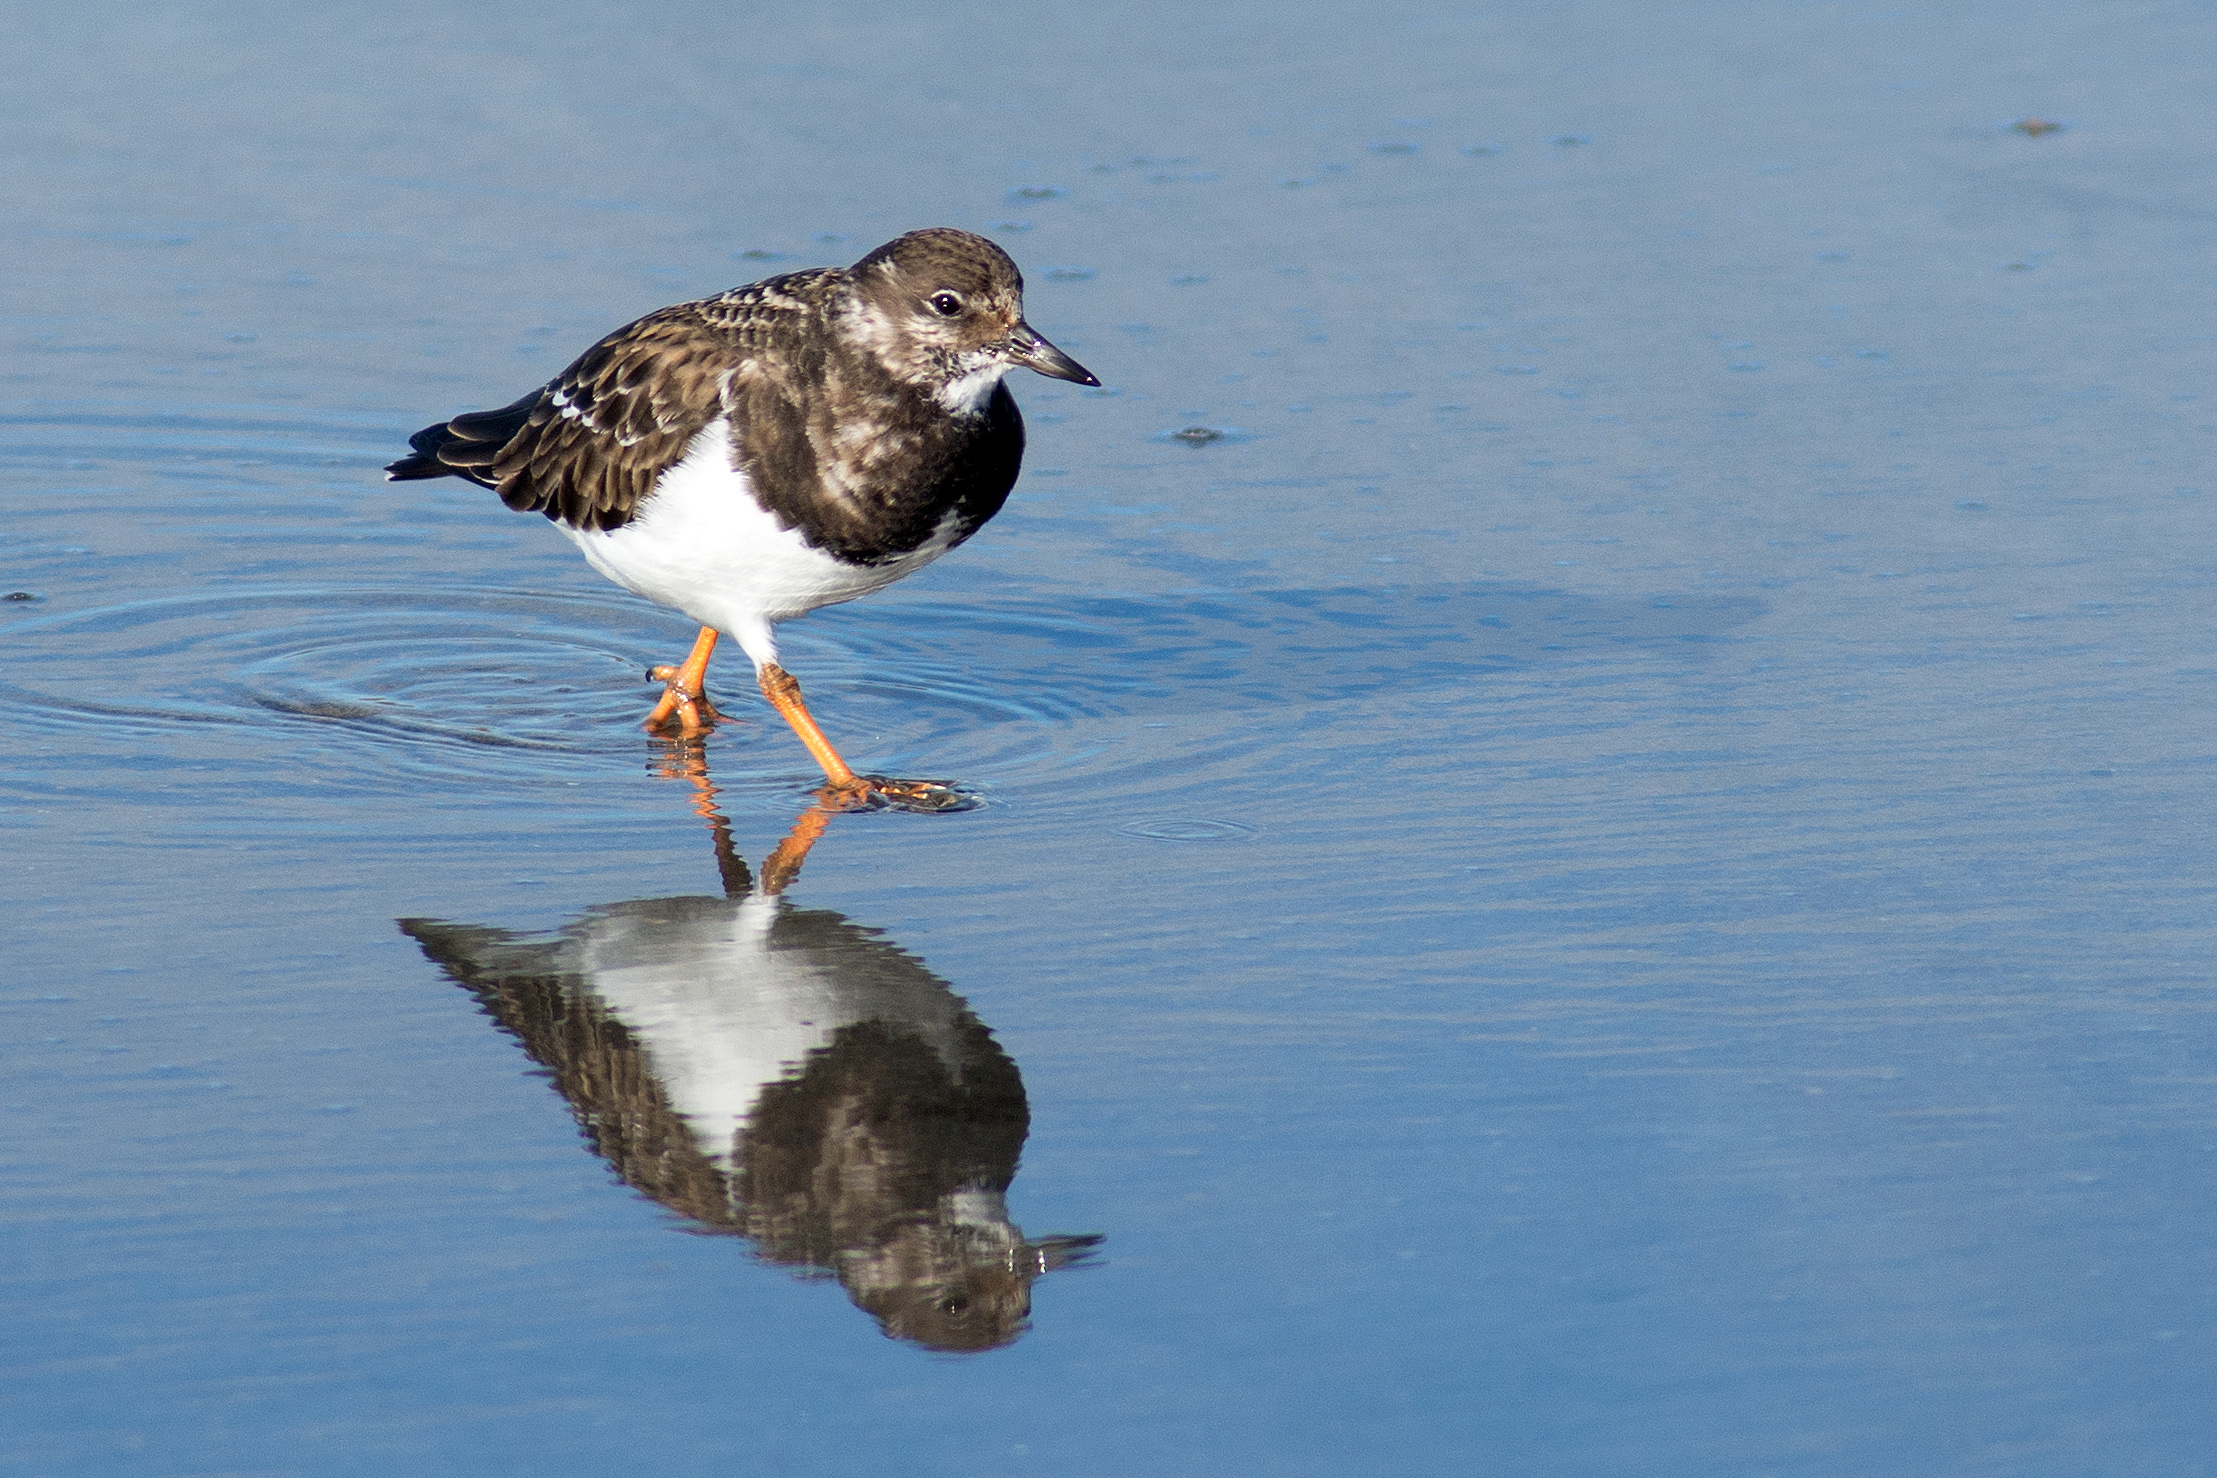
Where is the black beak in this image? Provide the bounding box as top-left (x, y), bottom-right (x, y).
top-left (1006, 322), bottom-right (1100, 386)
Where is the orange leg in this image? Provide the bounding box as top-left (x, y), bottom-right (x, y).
top-left (755, 661), bottom-right (861, 785)
top-left (644, 625), bottom-right (725, 734)
top-left (756, 661), bottom-right (971, 811)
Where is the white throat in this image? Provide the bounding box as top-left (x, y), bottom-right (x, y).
top-left (936, 363), bottom-right (1010, 415)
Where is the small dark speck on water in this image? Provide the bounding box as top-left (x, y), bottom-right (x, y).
top-left (1555, 134), bottom-right (1591, 146)
top-left (736, 249), bottom-right (785, 261)
top-left (4, 591), bottom-right (41, 602)
top-left (2015, 117), bottom-right (2063, 136)
top-left (1173, 426), bottom-right (1225, 445)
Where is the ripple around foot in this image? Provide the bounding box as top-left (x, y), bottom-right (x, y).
top-left (0, 578), bottom-right (1764, 798)
top-left (0, 585), bottom-right (681, 788)
top-left (0, 581), bottom-right (1166, 800)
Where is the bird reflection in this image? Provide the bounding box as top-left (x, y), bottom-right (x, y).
top-left (400, 742), bottom-right (1099, 1352)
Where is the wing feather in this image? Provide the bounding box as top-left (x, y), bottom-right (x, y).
top-left (389, 277), bottom-right (839, 531)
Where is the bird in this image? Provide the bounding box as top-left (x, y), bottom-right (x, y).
top-left (385, 227), bottom-right (1097, 809)
top-left (399, 771), bottom-right (1102, 1351)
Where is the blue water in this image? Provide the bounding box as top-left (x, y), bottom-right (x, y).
top-left (8, 1), bottom-right (2217, 1472)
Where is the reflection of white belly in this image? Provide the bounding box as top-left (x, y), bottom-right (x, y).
top-left (558, 417), bottom-right (963, 666)
top-left (569, 894), bottom-right (969, 1166)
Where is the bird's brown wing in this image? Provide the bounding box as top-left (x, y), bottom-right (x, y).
top-left (491, 304), bottom-right (738, 532)
top-left (392, 274), bottom-right (840, 532)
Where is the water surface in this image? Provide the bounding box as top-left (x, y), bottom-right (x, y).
top-left (8, 1), bottom-right (2217, 1473)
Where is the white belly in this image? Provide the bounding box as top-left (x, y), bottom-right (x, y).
top-left (558, 417), bottom-right (962, 667)
top-left (565, 894), bottom-right (975, 1169)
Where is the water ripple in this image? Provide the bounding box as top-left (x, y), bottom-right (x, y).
top-left (1, 585), bottom-right (656, 780)
top-left (1, 577), bottom-right (1763, 799)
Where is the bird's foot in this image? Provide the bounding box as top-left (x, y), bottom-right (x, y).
top-left (643, 663), bottom-right (725, 735)
top-left (818, 775), bottom-right (981, 814)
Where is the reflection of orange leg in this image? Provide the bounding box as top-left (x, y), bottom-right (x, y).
top-left (650, 733), bottom-right (837, 896)
top-left (651, 715), bottom-right (946, 897)
top-left (653, 735), bottom-right (756, 896)
top-left (759, 804), bottom-right (835, 895)
top-left (644, 626), bottom-right (725, 734)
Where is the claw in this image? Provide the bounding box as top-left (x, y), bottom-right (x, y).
top-left (644, 674), bottom-right (723, 733)
top-left (642, 628), bottom-right (724, 734)
top-left (820, 775), bottom-right (981, 814)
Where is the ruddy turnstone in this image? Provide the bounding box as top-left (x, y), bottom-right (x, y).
top-left (386, 228), bottom-right (1097, 807)
top-left (399, 767), bottom-right (1101, 1350)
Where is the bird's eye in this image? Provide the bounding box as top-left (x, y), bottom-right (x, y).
top-left (928, 291), bottom-right (963, 317)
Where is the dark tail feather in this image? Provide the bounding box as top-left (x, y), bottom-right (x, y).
top-left (383, 389), bottom-right (543, 485)
top-left (384, 446), bottom-right (452, 481)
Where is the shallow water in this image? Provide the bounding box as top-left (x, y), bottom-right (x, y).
top-left (9, 1), bottom-right (2217, 1472)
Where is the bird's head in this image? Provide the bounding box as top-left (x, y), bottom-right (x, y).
top-left (847, 228), bottom-right (1099, 413)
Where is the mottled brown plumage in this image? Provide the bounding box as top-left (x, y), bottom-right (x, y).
top-left (384, 229), bottom-right (1097, 789)
top-left (389, 229), bottom-right (1093, 564)
top-left (399, 887), bottom-right (1097, 1352)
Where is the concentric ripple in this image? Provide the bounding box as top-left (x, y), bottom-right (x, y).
top-left (1120, 817), bottom-right (1257, 841)
top-left (0, 574), bottom-right (1764, 800)
top-left (0, 584), bottom-right (676, 786)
